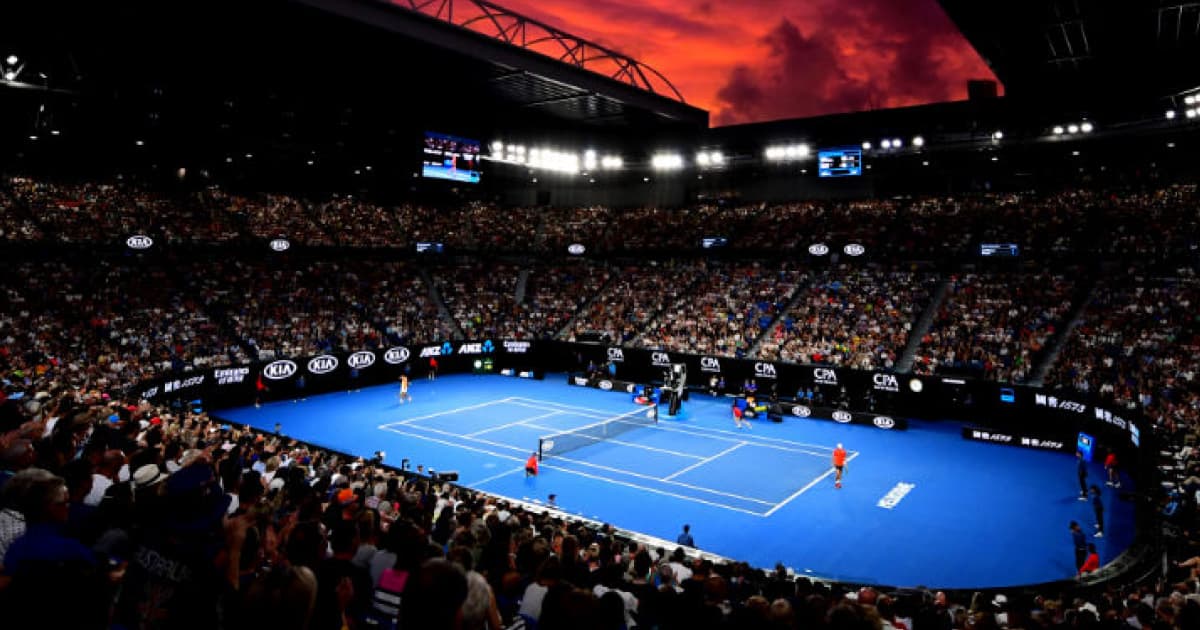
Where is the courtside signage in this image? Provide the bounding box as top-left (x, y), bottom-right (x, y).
top-left (877, 482), bottom-right (915, 509)
top-left (307, 355), bottom-right (339, 375)
top-left (347, 351), bottom-right (375, 369)
top-left (384, 347), bottom-right (411, 364)
top-left (263, 360), bottom-right (298, 380)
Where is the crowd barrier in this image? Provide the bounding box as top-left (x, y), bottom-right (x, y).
top-left (133, 339), bottom-right (1145, 464)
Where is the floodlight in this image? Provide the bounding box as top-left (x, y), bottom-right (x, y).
top-left (491, 141), bottom-right (503, 152)
top-left (912, 136), bottom-right (925, 147)
top-left (2, 71), bottom-right (14, 81)
top-left (1080, 122), bottom-right (1093, 133)
top-left (861, 141), bottom-right (872, 150)
top-left (1187, 95), bottom-right (1197, 105)
top-left (880, 139), bottom-right (892, 149)
top-left (891, 138), bottom-right (902, 148)
top-left (1166, 110), bottom-right (1176, 120)
top-left (992, 131), bottom-right (1004, 140)
top-left (1053, 126), bottom-right (1065, 135)
top-left (4, 55), bottom-right (17, 66)
top-left (710, 151), bottom-right (724, 164)
top-left (1067, 124), bottom-right (1079, 134)
top-left (696, 152), bottom-right (710, 166)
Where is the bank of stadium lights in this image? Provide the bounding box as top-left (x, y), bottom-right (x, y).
top-left (651, 153), bottom-right (684, 170)
top-left (695, 151), bottom-right (724, 167)
top-left (2, 55), bottom-right (21, 82)
top-left (600, 156), bottom-right (623, 170)
top-left (1053, 121), bottom-right (1094, 136)
top-left (764, 144), bottom-right (809, 161)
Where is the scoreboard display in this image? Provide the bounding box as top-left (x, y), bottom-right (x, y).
top-left (422, 131), bottom-right (481, 184)
top-left (818, 147), bottom-right (863, 177)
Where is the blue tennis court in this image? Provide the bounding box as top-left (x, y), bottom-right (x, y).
top-left (215, 373), bottom-right (1136, 588)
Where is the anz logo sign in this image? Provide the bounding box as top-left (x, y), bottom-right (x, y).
top-left (753, 362), bottom-right (777, 379)
top-left (263, 360), bottom-right (298, 380)
top-left (347, 351), bottom-right (375, 369)
top-left (307, 355), bottom-right (339, 375)
top-left (384, 347), bottom-right (411, 364)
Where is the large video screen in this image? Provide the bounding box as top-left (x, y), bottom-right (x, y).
top-left (422, 132), bottom-right (481, 184)
top-left (818, 147), bottom-right (863, 177)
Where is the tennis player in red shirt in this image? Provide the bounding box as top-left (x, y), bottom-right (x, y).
top-left (833, 443), bottom-right (847, 489)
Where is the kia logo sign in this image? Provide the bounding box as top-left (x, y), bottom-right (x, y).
top-left (384, 347), bottom-right (410, 364)
top-left (347, 351), bottom-right (375, 369)
top-left (263, 360), bottom-right (298, 380)
top-left (832, 410), bottom-right (853, 423)
top-left (126, 235), bottom-right (153, 250)
top-left (269, 238), bottom-right (291, 252)
top-left (808, 243), bottom-right (829, 256)
top-left (753, 362), bottom-right (777, 378)
top-left (307, 355), bottom-right (339, 375)
top-left (542, 440), bottom-right (556, 452)
top-left (598, 380), bottom-right (613, 391)
top-left (567, 243), bottom-right (586, 255)
top-left (792, 405), bottom-right (812, 418)
top-left (843, 243), bottom-right (866, 257)
top-left (873, 416), bottom-right (896, 429)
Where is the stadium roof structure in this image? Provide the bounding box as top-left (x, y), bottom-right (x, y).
top-left (940, 1), bottom-right (1200, 111)
top-left (0, 0), bottom-right (706, 177)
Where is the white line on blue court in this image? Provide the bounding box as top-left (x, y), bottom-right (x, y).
top-left (379, 424), bottom-right (769, 516)
top-left (466, 411), bottom-right (562, 437)
top-left (466, 466), bottom-right (530, 487)
top-left (763, 451), bottom-right (861, 517)
top-left (388, 420), bottom-right (776, 505)
top-left (662, 442), bottom-right (748, 481)
top-left (378, 397), bottom-right (517, 428)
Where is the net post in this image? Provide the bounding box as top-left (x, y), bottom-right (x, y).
top-left (538, 437), bottom-right (545, 462)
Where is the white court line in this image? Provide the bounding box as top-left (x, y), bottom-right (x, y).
top-left (391, 420), bottom-right (775, 505)
top-left (763, 451), bottom-right (861, 517)
top-left (379, 425), bottom-right (767, 516)
top-left (508, 396), bottom-right (842, 452)
top-left (663, 442), bottom-right (748, 481)
top-left (523, 423), bottom-right (706, 460)
top-left (378, 397), bottom-right (515, 428)
top-left (379, 425), bottom-right (527, 462)
top-left (466, 466), bottom-right (529, 487)
top-left (466, 411), bottom-right (561, 437)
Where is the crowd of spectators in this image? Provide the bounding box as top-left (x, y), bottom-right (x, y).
top-left (3, 383), bottom-right (1200, 629)
top-left (635, 262), bottom-right (805, 358)
top-left (756, 270), bottom-right (933, 370)
top-left (9, 176), bottom-right (1200, 628)
top-left (913, 273), bottom-right (1078, 382)
top-left (1047, 275), bottom-right (1200, 419)
top-left (563, 260), bottom-right (709, 344)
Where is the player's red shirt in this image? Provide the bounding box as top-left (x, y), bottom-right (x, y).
top-left (832, 447), bottom-right (847, 467)
top-left (526, 454), bottom-right (539, 474)
top-left (1104, 453), bottom-right (1117, 467)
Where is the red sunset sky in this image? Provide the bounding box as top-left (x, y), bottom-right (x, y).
top-left (490, 0), bottom-right (999, 126)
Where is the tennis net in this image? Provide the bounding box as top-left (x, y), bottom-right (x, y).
top-left (538, 406), bottom-right (657, 461)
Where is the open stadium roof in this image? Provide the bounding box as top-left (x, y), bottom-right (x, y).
top-left (940, 0), bottom-right (1200, 110)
